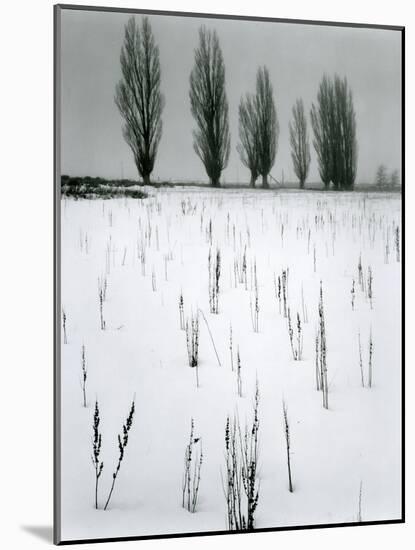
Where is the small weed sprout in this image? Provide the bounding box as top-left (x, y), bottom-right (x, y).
top-left (395, 226), bottom-right (400, 262)
top-left (318, 281), bottom-right (328, 409)
top-left (274, 273), bottom-right (282, 314)
top-left (98, 275), bottom-right (108, 301)
top-left (358, 254), bottom-right (364, 292)
top-left (62, 307), bottom-right (68, 344)
top-left (186, 313), bottom-right (200, 369)
top-left (242, 247), bottom-right (247, 289)
top-left (287, 308), bottom-right (295, 358)
top-left (358, 332), bottom-right (365, 387)
top-left (179, 292), bottom-right (185, 330)
top-left (351, 279), bottom-right (355, 311)
top-left (206, 218), bottom-right (212, 245)
top-left (287, 309), bottom-right (303, 361)
top-left (99, 287), bottom-right (106, 330)
top-left (282, 269), bottom-right (288, 318)
top-left (367, 266), bottom-right (373, 309)
top-left (233, 259), bottom-right (238, 288)
top-left (368, 329), bottom-right (373, 388)
top-left (92, 400), bottom-right (104, 509)
top-left (140, 247), bottom-right (146, 276)
top-left (197, 308), bottom-right (222, 367)
top-left (215, 249), bottom-right (221, 313)
top-left (104, 399), bottom-right (136, 511)
top-left (209, 248), bottom-right (221, 314)
top-left (81, 344), bottom-right (88, 407)
top-left (182, 419), bottom-right (203, 513)
top-left (384, 230), bottom-right (390, 264)
top-left (163, 254), bottom-right (168, 281)
top-left (250, 261), bottom-right (259, 332)
top-left (282, 400), bottom-right (293, 492)
top-left (98, 276), bottom-right (107, 330)
top-left (151, 267), bottom-right (157, 292)
top-left (236, 347), bottom-right (243, 397)
top-left (315, 330), bottom-right (321, 391)
top-left (296, 313), bottom-right (303, 359)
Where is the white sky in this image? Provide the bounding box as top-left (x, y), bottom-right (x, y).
top-left (60, 9), bottom-right (402, 184)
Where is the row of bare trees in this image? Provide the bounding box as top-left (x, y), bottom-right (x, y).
top-left (375, 164), bottom-right (400, 187)
top-left (115, 17), bottom-right (357, 190)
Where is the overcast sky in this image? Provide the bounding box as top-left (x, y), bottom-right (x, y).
top-left (60, 9), bottom-right (402, 184)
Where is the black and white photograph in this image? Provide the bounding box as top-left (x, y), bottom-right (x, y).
top-left (54, 4), bottom-right (403, 544)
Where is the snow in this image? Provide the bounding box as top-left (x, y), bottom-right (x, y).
top-left (60, 188), bottom-right (402, 542)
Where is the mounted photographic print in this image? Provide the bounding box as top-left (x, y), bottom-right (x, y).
top-left (54, 4), bottom-right (404, 545)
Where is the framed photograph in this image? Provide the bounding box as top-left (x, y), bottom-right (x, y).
top-left (54, 3), bottom-right (404, 545)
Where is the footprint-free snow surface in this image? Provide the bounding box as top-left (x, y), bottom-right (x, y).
top-left (59, 188), bottom-right (402, 542)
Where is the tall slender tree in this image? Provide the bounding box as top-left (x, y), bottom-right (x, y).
top-left (289, 99), bottom-right (311, 189)
top-left (334, 76), bottom-right (357, 190)
top-left (115, 17), bottom-right (164, 186)
top-left (310, 75), bottom-right (333, 190)
top-left (237, 94), bottom-right (259, 187)
top-left (189, 27), bottom-right (230, 187)
top-left (255, 67), bottom-right (278, 188)
top-left (311, 74), bottom-right (357, 190)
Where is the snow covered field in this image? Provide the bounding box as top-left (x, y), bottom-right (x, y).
top-left (60, 188), bottom-right (402, 542)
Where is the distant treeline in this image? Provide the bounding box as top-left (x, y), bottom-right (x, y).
top-left (67, 17), bottom-right (400, 192)
top-left (61, 175), bottom-right (149, 199)
top-left (113, 17), bottom-right (366, 191)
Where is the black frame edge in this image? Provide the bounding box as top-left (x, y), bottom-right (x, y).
top-left (55, 3), bottom-right (404, 32)
top-left (54, 3), bottom-right (62, 546)
top-left (400, 25), bottom-right (405, 525)
top-left (58, 519), bottom-right (405, 546)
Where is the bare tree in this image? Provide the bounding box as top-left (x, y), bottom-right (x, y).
top-left (255, 67), bottom-right (278, 188)
top-left (289, 99), bottom-right (311, 189)
top-left (237, 94), bottom-right (259, 187)
top-left (334, 75), bottom-right (357, 190)
top-left (311, 74), bottom-right (357, 190)
top-left (115, 17), bottom-right (164, 186)
top-left (390, 169), bottom-right (400, 187)
top-left (375, 164), bottom-right (388, 187)
top-left (189, 26), bottom-right (230, 187)
top-left (310, 75), bottom-right (334, 190)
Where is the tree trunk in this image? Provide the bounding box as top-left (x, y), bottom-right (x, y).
top-left (211, 178), bottom-right (221, 187)
top-left (249, 174), bottom-right (256, 188)
top-left (143, 173), bottom-right (151, 186)
top-left (299, 179), bottom-right (305, 190)
top-left (262, 174), bottom-right (269, 188)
